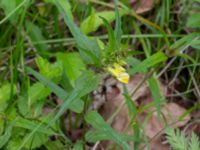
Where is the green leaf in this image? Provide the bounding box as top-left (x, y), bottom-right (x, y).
top-left (26, 67), bottom-right (81, 113)
top-left (187, 12), bottom-right (200, 28)
top-left (128, 52), bottom-right (168, 75)
top-left (80, 10), bottom-right (96, 34)
top-left (114, 0), bottom-right (122, 50)
top-left (148, 77), bottom-right (164, 117)
top-left (85, 131), bottom-right (112, 142)
top-left (85, 111), bottom-right (132, 150)
top-left (100, 17), bottom-right (116, 52)
top-left (0, 124), bottom-right (13, 148)
top-left (123, 85), bottom-right (137, 118)
top-left (44, 0), bottom-right (73, 20)
top-left (52, 71), bottom-right (100, 122)
top-left (126, 57), bottom-right (141, 67)
top-left (18, 95), bottom-right (29, 116)
top-left (0, 120), bottom-right (3, 135)
top-left (26, 21), bottom-right (49, 54)
top-left (133, 123), bottom-right (140, 150)
top-left (60, 69), bottom-right (73, 92)
top-left (190, 38), bottom-right (200, 50)
top-left (80, 9), bottom-right (127, 35)
top-left (73, 141), bottom-right (84, 150)
top-left (0, 83), bottom-right (16, 102)
top-left (44, 141), bottom-right (65, 150)
top-left (28, 82), bottom-right (50, 106)
top-left (55, 0), bottom-right (102, 66)
top-left (27, 67), bottom-right (99, 123)
top-left (24, 132), bottom-right (49, 149)
top-left (56, 52), bottom-right (86, 85)
top-left (15, 118), bottom-right (56, 135)
top-left (6, 138), bottom-right (22, 150)
top-left (170, 33), bottom-right (199, 54)
top-left (0, 0), bottom-right (24, 24)
top-left (0, 83), bottom-right (16, 112)
top-left (69, 99), bottom-right (84, 114)
top-left (55, 0), bottom-right (73, 20)
top-left (35, 56), bottom-right (62, 82)
top-left (18, 82), bottom-right (50, 117)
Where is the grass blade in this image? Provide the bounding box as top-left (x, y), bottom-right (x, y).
top-left (55, 0), bottom-right (101, 66)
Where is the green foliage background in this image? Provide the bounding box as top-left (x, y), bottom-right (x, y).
top-left (0, 0), bottom-right (199, 149)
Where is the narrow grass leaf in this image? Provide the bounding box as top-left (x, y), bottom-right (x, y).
top-left (129, 52), bottom-right (168, 75)
top-left (0, 0), bottom-right (24, 24)
top-left (148, 77), bottom-right (164, 116)
top-left (133, 123), bottom-right (140, 150)
top-left (28, 67), bottom-right (100, 123)
top-left (190, 38), bottom-right (200, 50)
top-left (26, 67), bottom-right (68, 100)
top-left (15, 118), bottom-right (56, 135)
top-left (114, 0), bottom-right (122, 50)
top-left (100, 17), bottom-right (115, 51)
top-left (52, 71), bottom-right (100, 124)
top-left (85, 131), bottom-right (110, 142)
top-left (86, 130), bottom-right (133, 143)
top-left (123, 85), bottom-right (137, 118)
top-left (133, 22), bottom-right (151, 57)
top-left (85, 111), bottom-right (132, 150)
top-left (55, 0), bottom-right (101, 66)
top-left (26, 67), bottom-right (88, 113)
top-left (170, 33), bottom-right (199, 54)
top-left (26, 21), bottom-right (49, 54)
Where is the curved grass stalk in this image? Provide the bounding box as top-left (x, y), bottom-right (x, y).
top-left (0, 0), bottom-right (28, 25)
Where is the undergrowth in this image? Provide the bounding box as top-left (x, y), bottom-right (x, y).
top-left (0, 0), bottom-right (200, 150)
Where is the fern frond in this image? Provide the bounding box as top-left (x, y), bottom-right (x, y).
top-left (189, 132), bottom-right (200, 150)
top-left (165, 128), bottom-right (188, 150)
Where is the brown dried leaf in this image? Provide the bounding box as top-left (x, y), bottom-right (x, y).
top-left (144, 114), bottom-right (164, 138)
top-left (156, 102), bottom-right (191, 127)
top-left (130, 0), bottom-right (155, 14)
top-left (94, 73), bottom-right (192, 150)
top-left (144, 102), bottom-right (190, 138)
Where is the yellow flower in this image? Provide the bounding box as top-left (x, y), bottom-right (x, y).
top-left (117, 72), bottom-right (129, 84)
top-left (107, 63), bottom-right (130, 84)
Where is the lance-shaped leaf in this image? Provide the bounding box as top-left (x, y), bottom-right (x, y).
top-left (27, 67), bottom-right (100, 123)
top-left (128, 51), bottom-right (168, 75)
top-left (55, 0), bottom-right (101, 66)
top-left (85, 111), bottom-right (132, 150)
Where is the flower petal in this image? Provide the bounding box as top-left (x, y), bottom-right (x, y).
top-left (117, 72), bottom-right (130, 84)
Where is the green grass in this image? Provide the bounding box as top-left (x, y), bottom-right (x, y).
top-left (0, 0), bottom-right (200, 149)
